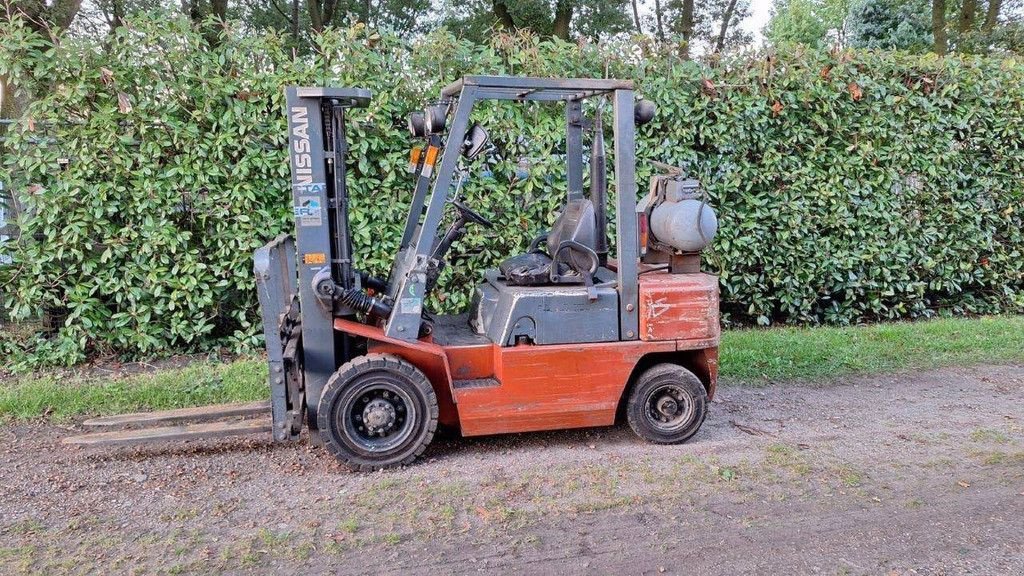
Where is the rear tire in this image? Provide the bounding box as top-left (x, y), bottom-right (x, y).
top-left (317, 354), bottom-right (438, 471)
top-left (627, 363), bottom-right (708, 444)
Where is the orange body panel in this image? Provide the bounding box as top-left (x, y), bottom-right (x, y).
top-left (638, 272), bottom-right (719, 343)
top-left (454, 339), bottom-right (676, 436)
top-left (334, 271), bottom-right (720, 437)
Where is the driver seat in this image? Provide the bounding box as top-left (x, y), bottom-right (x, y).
top-left (497, 198), bottom-right (601, 297)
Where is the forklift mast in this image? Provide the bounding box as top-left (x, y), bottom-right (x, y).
top-left (280, 87), bottom-right (370, 433)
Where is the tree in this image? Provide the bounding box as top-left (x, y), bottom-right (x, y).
top-left (440, 0), bottom-right (632, 43)
top-left (651, 0), bottom-right (667, 40)
top-left (654, 0), bottom-right (752, 56)
top-left (847, 0), bottom-right (933, 51)
top-left (2, 0), bottom-right (83, 121)
top-left (933, 0), bottom-right (947, 53)
top-left (5, 0), bottom-right (82, 35)
top-left (922, 0), bottom-right (1024, 54)
top-left (764, 0), bottom-right (851, 48)
top-left (706, 0), bottom-right (752, 52)
top-left (70, 0), bottom-right (162, 37)
top-left (573, 0), bottom-right (635, 40)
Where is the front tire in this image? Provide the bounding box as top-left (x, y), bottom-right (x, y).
top-left (317, 354), bottom-right (438, 471)
top-left (627, 363), bottom-right (708, 444)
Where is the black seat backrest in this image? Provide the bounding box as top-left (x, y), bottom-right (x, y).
top-left (546, 198), bottom-right (596, 272)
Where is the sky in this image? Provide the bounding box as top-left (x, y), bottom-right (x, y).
top-left (742, 0), bottom-right (776, 45)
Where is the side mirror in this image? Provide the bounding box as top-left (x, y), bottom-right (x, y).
top-left (408, 112), bottom-right (426, 138)
top-left (635, 100), bottom-right (656, 126)
top-left (425, 104), bottom-right (447, 134)
top-left (462, 124), bottom-right (489, 160)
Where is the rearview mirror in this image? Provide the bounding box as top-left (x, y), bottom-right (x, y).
top-left (462, 124), bottom-right (489, 160)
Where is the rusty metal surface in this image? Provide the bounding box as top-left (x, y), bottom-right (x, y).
top-left (63, 418), bottom-right (272, 447)
top-left (81, 401), bottom-right (270, 429)
top-left (454, 338), bottom-right (678, 436)
top-left (638, 272), bottom-right (720, 343)
top-left (339, 311), bottom-right (721, 437)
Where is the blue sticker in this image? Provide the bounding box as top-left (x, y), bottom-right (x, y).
top-left (294, 196), bottom-right (323, 226)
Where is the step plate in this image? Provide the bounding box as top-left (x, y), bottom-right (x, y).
top-left (63, 418), bottom-right (272, 447)
top-left (81, 401), bottom-right (270, 428)
top-left (452, 378), bottom-right (500, 389)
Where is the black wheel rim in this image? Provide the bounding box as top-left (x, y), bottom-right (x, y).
top-left (334, 377), bottom-right (418, 454)
top-left (643, 384), bottom-right (695, 433)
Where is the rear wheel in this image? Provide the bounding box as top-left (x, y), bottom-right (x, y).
top-left (627, 363), bottom-right (708, 444)
top-left (317, 354), bottom-right (438, 471)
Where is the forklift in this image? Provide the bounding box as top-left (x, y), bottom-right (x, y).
top-left (66, 77), bottom-right (721, 471)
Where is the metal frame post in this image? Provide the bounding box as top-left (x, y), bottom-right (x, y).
top-left (385, 87), bottom-right (479, 340)
top-left (565, 100), bottom-right (584, 201)
top-left (612, 89), bottom-right (640, 340)
top-left (399, 133), bottom-right (441, 250)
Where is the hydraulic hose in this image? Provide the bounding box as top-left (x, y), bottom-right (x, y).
top-left (335, 286), bottom-right (392, 319)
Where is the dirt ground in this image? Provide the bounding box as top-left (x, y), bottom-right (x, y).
top-left (2, 364), bottom-right (1023, 575)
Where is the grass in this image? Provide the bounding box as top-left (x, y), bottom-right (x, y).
top-left (720, 315), bottom-right (1024, 381)
top-left (1, 315), bottom-right (1022, 421)
top-left (0, 360), bottom-right (266, 421)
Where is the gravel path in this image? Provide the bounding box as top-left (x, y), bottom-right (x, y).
top-left (2, 364), bottom-right (1023, 575)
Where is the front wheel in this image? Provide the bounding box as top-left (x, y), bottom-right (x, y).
top-left (317, 354), bottom-right (438, 471)
top-left (626, 363), bottom-right (708, 444)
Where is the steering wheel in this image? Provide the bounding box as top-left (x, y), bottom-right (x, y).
top-left (452, 199), bottom-right (494, 229)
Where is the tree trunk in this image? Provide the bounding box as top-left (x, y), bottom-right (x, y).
top-left (210, 0), bottom-right (228, 20)
top-left (51, 0), bottom-right (83, 31)
top-left (933, 0), bottom-right (947, 54)
top-left (714, 0), bottom-right (739, 52)
top-left (492, 1), bottom-right (516, 31)
top-left (957, 0), bottom-right (977, 33)
top-left (679, 0), bottom-right (694, 58)
top-left (307, 0), bottom-right (324, 32)
top-left (552, 0), bottom-right (573, 40)
top-left (12, 0), bottom-right (83, 34)
top-left (183, 0), bottom-right (202, 23)
top-left (630, 0), bottom-right (642, 34)
top-left (653, 0), bottom-right (666, 41)
top-left (3, 0), bottom-right (82, 124)
top-left (1, 75), bottom-right (16, 121)
top-left (292, 0), bottom-right (300, 37)
top-left (321, 0), bottom-right (337, 27)
top-left (982, 0), bottom-right (1002, 33)
top-left (110, 0), bottom-right (125, 33)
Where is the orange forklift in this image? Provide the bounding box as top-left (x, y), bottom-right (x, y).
top-left (67, 76), bottom-right (721, 471)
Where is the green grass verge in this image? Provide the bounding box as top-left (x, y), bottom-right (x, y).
top-left (0, 360), bottom-right (268, 421)
top-left (1, 315), bottom-right (1022, 421)
top-left (720, 315), bottom-right (1024, 382)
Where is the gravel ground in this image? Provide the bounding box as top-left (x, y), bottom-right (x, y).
top-left (2, 364), bottom-right (1023, 575)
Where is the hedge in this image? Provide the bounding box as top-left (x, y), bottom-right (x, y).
top-left (0, 14), bottom-right (1022, 367)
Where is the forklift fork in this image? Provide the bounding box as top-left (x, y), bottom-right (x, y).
top-left (62, 234), bottom-right (303, 449)
top-left (254, 233), bottom-right (305, 442)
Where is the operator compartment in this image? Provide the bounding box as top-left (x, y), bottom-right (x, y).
top-left (637, 271), bottom-right (719, 342)
top-left (470, 268), bottom-right (619, 346)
